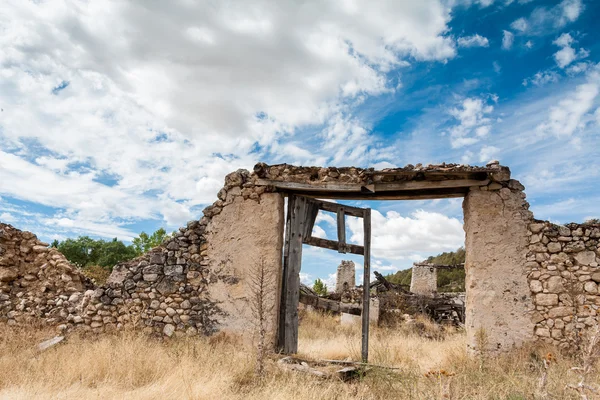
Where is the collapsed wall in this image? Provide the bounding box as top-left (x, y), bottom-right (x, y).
top-left (0, 223), bottom-right (92, 327)
top-left (0, 170), bottom-right (284, 341)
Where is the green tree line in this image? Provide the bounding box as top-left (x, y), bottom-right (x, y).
top-left (51, 227), bottom-right (169, 269)
top-left (387, 247), bottom-right (466, 292)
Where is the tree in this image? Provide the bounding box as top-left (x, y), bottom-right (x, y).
top-left (313, 278), bottom-right (328, 296)
top-left (132, 228), bottom-right (168, 255)
top-left (54, 236), bottom-right (137, 270)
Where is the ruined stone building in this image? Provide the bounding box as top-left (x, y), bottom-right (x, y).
top-left (335, 260), bottom-right (355, 293)
top-left (1, 162), bottom-right (599, 354)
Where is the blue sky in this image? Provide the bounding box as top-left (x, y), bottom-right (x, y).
top-left (0, 0), bottom-right (599, 289)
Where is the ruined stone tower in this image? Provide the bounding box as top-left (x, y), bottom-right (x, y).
top-left (410, 263), bottom-right (437, 296)
top-left (336, 260), bottom-right (355, 293)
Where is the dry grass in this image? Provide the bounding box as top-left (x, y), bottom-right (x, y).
top-left (0, 313), bottom-right (596, 400)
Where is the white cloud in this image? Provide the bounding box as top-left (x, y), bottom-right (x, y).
top-left (447, 96), bottom-right (495, 148)
top-left (312, 225), bottom-right (327, 239)
top-left (536, 72), bottom-right (599, 137)
top-left (522, 70), bottom-right (560, 87)
top-left (510, 0), bottom-right (584, 37)
top-left (0, 0), bottom-right (459, 238)
top-left (502, 30), bottom-right (514, 50)
top-left (525, 40), bottom-right (534, 49)
top-left (457, 34), bottom-right (489, 48)
top-left (0, 212), bottom-right (16, 223)
top-left (510, 18), bottom-right (528, 32)
top-left (479, 145), bottom-right (500, 162)
top-left (347, 210), bottom-right (464, 261)
top-left (552, 33), bottom-right (589, 69)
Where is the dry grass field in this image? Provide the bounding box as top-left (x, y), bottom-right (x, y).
top-left (0, 312), bottom-right (597, 400)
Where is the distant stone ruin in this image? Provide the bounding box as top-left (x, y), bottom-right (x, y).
top-left (335, 260), bottom-right (355, 293)
top-left (1, 161), bottom-right (599, 354)
top-left (410, 263), bottom-right (438, 296)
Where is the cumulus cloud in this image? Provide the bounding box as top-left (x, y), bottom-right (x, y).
top-left (508, 0), bottom-right (584, 36)
top-left (552, 33), bottom-right (589, 69)
top-left (447, 97), bottom-right (495, 148)
top-left (347, 210), bottom-right (464, 261)
top-left (457, 34), bottom-right (489, 48)
top-left (522, 70), bottom-right (560, 87)
top-left (536, 69), bottom-right (599, 137)
top-left (502, 30), bottom-right (514, 50)
top-left (0, 0), bottom-right (458, 238)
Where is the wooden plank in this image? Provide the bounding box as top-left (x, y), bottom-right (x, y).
top-left (284, 191), bottom-right (468, 201)
top-left (299, 293), bottom-right (362, 315)
top-left (373, 179), bottom-right (489, 192)
top-left (337, 208), bottom-right (346, 254)
top-left (277, 195), bottom-right (294, 352)
top-left (282, 195), bottom-right (307, 354)
top-left (361, 208), bottom-right (371, 363)
top-left (312, 199), bottom-right (364, 218)
top-left (257, 179), bottom-right (364, 192)
top-left (303, 236), bottom-right (364, 255)
top-left (257, 178), bottom-right (488, 193)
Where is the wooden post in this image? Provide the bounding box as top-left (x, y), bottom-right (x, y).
top-left (278, 195), bottom-right (293, 352)
top-left (280, 195), bottom-right (308, 354)
top-left (361, 208), bottom-right (371, 362)
top-left (337, 207), bottom-right (346, 253)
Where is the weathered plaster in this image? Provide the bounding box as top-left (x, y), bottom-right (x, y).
top-left (463, 185), bottom-right (535, 352)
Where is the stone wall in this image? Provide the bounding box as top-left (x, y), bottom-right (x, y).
top-left (410, 263), bottom-right (437, 296)
top-left (527, 221), bottom-right (600, 348)
top-left (335, 260), bottom-right (355, 293)
top-left (0, 169), bottom-right (284, 342)
top-left (463, 179), bottom-right (535, 353)
top-left (0, 223), bottom-right (92, 328)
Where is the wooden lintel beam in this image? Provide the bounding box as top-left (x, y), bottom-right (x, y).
top-left (373, 179), bottom-right (489, 192)
top-left (303, 236), bottom-right (364, 255)
top-left (257, 178), bottom-right (487, 199)
top-left (311, 200), bottom-right (365, 218)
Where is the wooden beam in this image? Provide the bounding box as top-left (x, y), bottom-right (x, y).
top-left (257, 178), bottom-right (487, 194)
top-left (361, 208), bottom-right (371, 363)
top-left (299, 293), bottom-right (362, 315)
top-left (277, 195), bottom-right (294, 352)
top-left (303, 236), bottom-right (364, 256)
top-left (311, 199), bottom-right (365, 218)
top-left (281, 195), bottom-right (307, 354)
top-left (373, 179), bottom-right (489, 192)
top-left (284, 191), bottom-right (467, 201)
top-left (337, 207), bottom-right (346, 254)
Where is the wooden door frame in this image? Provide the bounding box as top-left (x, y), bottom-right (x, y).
top-left (277, 194), bottom-right (372, 362)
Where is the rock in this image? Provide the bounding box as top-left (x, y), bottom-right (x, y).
top-left (143, 274), bottom-right (159, 282)
top-left (546, 276), bottom-right (564, 293)
top-left (37, 336), bottom-right (65, 352)
top-left (547, 242), bottom-right (562, 253)
top-left (591, 272), bottom-right (600, 283)
top-left (584, 281), bottom-right (598, 294)
top-left (548, 307), bottom-right (572, 318)
top-left (529, 280), bottom-right (543, 293)
top-left (535, 327), bottom-right (551, 337)
top-left (0, 267), bottom-right (18, 282)
top-left (530, 223), bottom-right (545, 234)
top-left (536, 293), bottom-right (559, 306)
top-left (163, 324), bottom-right (175, 337)
top-left (575, 251), bottom-right (597, 266)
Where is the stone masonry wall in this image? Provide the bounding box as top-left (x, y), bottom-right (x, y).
top-left (527, 221), bottom-right (600, 348)
top-left (0, 169), bottom-right (284, 342)
top-left (410, 263), bottom-right (437, 296)
top-left (336, 260), bottom-right (355, 293)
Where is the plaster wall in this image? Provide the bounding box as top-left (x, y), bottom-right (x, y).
top-left (463, 184), bottom-right (535, 352)
top-left (205, 193), bottom-right (284, 345)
